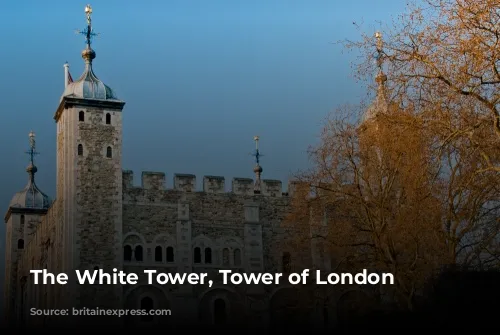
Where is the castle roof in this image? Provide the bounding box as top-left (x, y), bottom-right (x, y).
top-left (9, 165), bottom-right (52, 210)
top-left (61, 5), bottom-right (118, 102)
top-left (9, 132), bottom-right (52, 211)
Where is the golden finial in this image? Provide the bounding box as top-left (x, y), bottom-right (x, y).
top-left (85, 4), bottom-right (93, 25)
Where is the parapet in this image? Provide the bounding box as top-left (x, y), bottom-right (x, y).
top-left (141, 171), bottom-right (166, 190)
top-left (122, 170), bottom-right (295, 197)
top-left (232, 178), bottom-right (254, 195)
top-left (174, 174), bottom-right (196, 192)
top-left (203, 176), bottom-right (225, 193)
top-left (261, 179), bottom-right (282, 197)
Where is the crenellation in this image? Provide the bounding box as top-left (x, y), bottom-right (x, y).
top-left (261, 179), bottom-right (283, 197)
top-left (122, 170), bottom-right (134, 188)
top-left (141, 171), bottom-right (166, 190)
top-left (174, 173), bottom-right (196, 192)
top-left (202, 175), bottom-right (225, 193)
top-left (232, 178), bottom-right (254, 195)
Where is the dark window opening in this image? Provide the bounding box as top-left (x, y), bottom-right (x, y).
top-left (222, 248), bottom-right (230, 266)
top-left (166, 246), bottom-right (174, 263)
top-left (105, 113), bottom-right (111, 124)
top-left (78, 144), bottom-right (83, 156)
top-left (135, 245), bottom-right (143, 262)
top-left (20, 215), bottom-right (25, 226)
top-left (79, 111), bottom-right (85, 122)
top-left (194, 247), bottom-right (201, 264)
top-left (18, 239), bottom-right (24, 249)
top-left (124, 245), bottom-right (132, 261)
top-left (205, 247), bottom-right (212, 264)
top-left (106, 146), bottom-right (112, 158)
top-left (234, 248), bottom-right (241, 266)
top-left (214, 298), bottom-right (227, 325)
top-left (283, 252), bottom-right (291, 274)
top-left (140, 297), bottom-right (154, 322)
top-left (155, 246), bottom-right (162, 262)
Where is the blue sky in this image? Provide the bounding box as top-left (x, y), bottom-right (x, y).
top-left (0, 0), bottom-right (409, 311)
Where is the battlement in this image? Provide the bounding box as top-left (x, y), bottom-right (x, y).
top-left (122, 170), bottom-right (301, 197)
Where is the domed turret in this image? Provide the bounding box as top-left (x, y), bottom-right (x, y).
top-left (9, 131), bottom-right (51, 210)
top-left (61, 4), bottom-right (118, 101)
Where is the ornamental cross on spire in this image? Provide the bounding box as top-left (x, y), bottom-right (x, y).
top-left (252, 136), bottom-right (262, 165)
top-left (77, 4), bottom-right (99, 47)
top-left (375, 31), bottom-right (384, 70)
top-left (26, 131), bottom-right (39, 165)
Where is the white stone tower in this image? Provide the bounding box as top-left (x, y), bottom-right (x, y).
top-left (53, 4), bottom-right (125, 310)
top-left (4, 132), bottom-right (52, 323)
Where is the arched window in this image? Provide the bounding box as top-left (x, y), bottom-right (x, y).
top-left (20, 215), bottom-right (25, 226)
top-left (194, 247), bottom-right (201, 264)
top-left (79, 111), bottom-right (85, 122)
top-left (205, 247), bottom-right (212, 264)
top-left (18, 239), bottom-right (24, 249)
top-left (283, 252), bottom-right (291, 274)
top-left (234, 248), bottom-right (241, 267)
top-left (105, 113), bottom-right (111, 124)
top-left (77, 144), bottom-right (83, 156)
top-left (155, 246), bottom-right (162, 262)
top-left (140, 297), bottom-right (154, 322)
top-left (134, 245), bottom-right (143, 262)
top-left (213, 298), bottom-right (227, 325)
top-left (124, 245), bottom-right (132, 261)
top-left (166, 246), bottom-right (174, 263)
top-left (106, 146), bottom-right (112, 158)
top-left (222, 248), bottom-right (230, 266)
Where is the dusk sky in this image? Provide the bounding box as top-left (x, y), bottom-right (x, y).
top-left (0, 0), bottom-right (409, 310)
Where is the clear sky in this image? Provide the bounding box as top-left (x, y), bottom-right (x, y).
top-left (0, 0), bottom-right (409, 311)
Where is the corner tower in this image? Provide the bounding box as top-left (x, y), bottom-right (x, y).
top-left (54, 5), bottom-right (125, 309)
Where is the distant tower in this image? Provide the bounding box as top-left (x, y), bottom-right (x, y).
top-left (362, 31), bottom-right (388, 124)
top-left (54, 4), bottom-right (125, 311)
top-left (4, 131), bottom-right (51, 323)
top-left (252, 136), bottom-right (263, 194)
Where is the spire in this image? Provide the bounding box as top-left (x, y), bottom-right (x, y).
top-left (26, 130), bottom-right (39, 183)
top-left (362, 31), bottom-right (389, 123)
top-left (77, 4), bottom-right (98, 64)
top-left (62, 4), bottom-right (118, 101)
top-left (252, 136), bottom-right (263, 194)
top-left (8, 131), bottom-right (52, 210)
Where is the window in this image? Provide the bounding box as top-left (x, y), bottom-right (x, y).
top-left (222, 248), bottom-right (230, 266)
top-left (205, 248), bottom-right (212, 264)
top-left (106, 146), bottom-right (112, 158)
top-left (194, 247), bottom-right (201, 264)
top-left (155, 246), bottom-right (162, 262)
top-left (213, 298), bottom-right (227, 325)
top-left (124, 245), bottom-right (132, 261)
top-left (20, 215), bottom-right (25, 226)
top-left (166, 247), bottom-right (174, 263)
top-left (78, 144), bottom-right (83, 156)
top-left (140, 297), bottom-right (154, 322)
top-left (283, 252), bottom-right (291, 274)
top-left (135, 245), bottom-right (143, 262)
top-left (18, 239), bottom-right (24, 249)
top-left (234, 249), bottom-right (241, 267)
top-left (105, 113), bottom-right (111, 125)
top-left (79, 111), bottom-right (84, 122)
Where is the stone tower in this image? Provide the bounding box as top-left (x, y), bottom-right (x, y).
top-left (4, 132), bottom-right (52, 322)
top-left (53, 5), bottom-right (125, 310)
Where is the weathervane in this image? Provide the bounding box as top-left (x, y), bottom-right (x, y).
top-left (375, 31), bottom-right (384, 70)
top-left (76, 4), bottom-right (99, 47)
top-left (26, 131), bottom-right (39, 166)
top-left (252, 136), bottom-right (262, 165)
